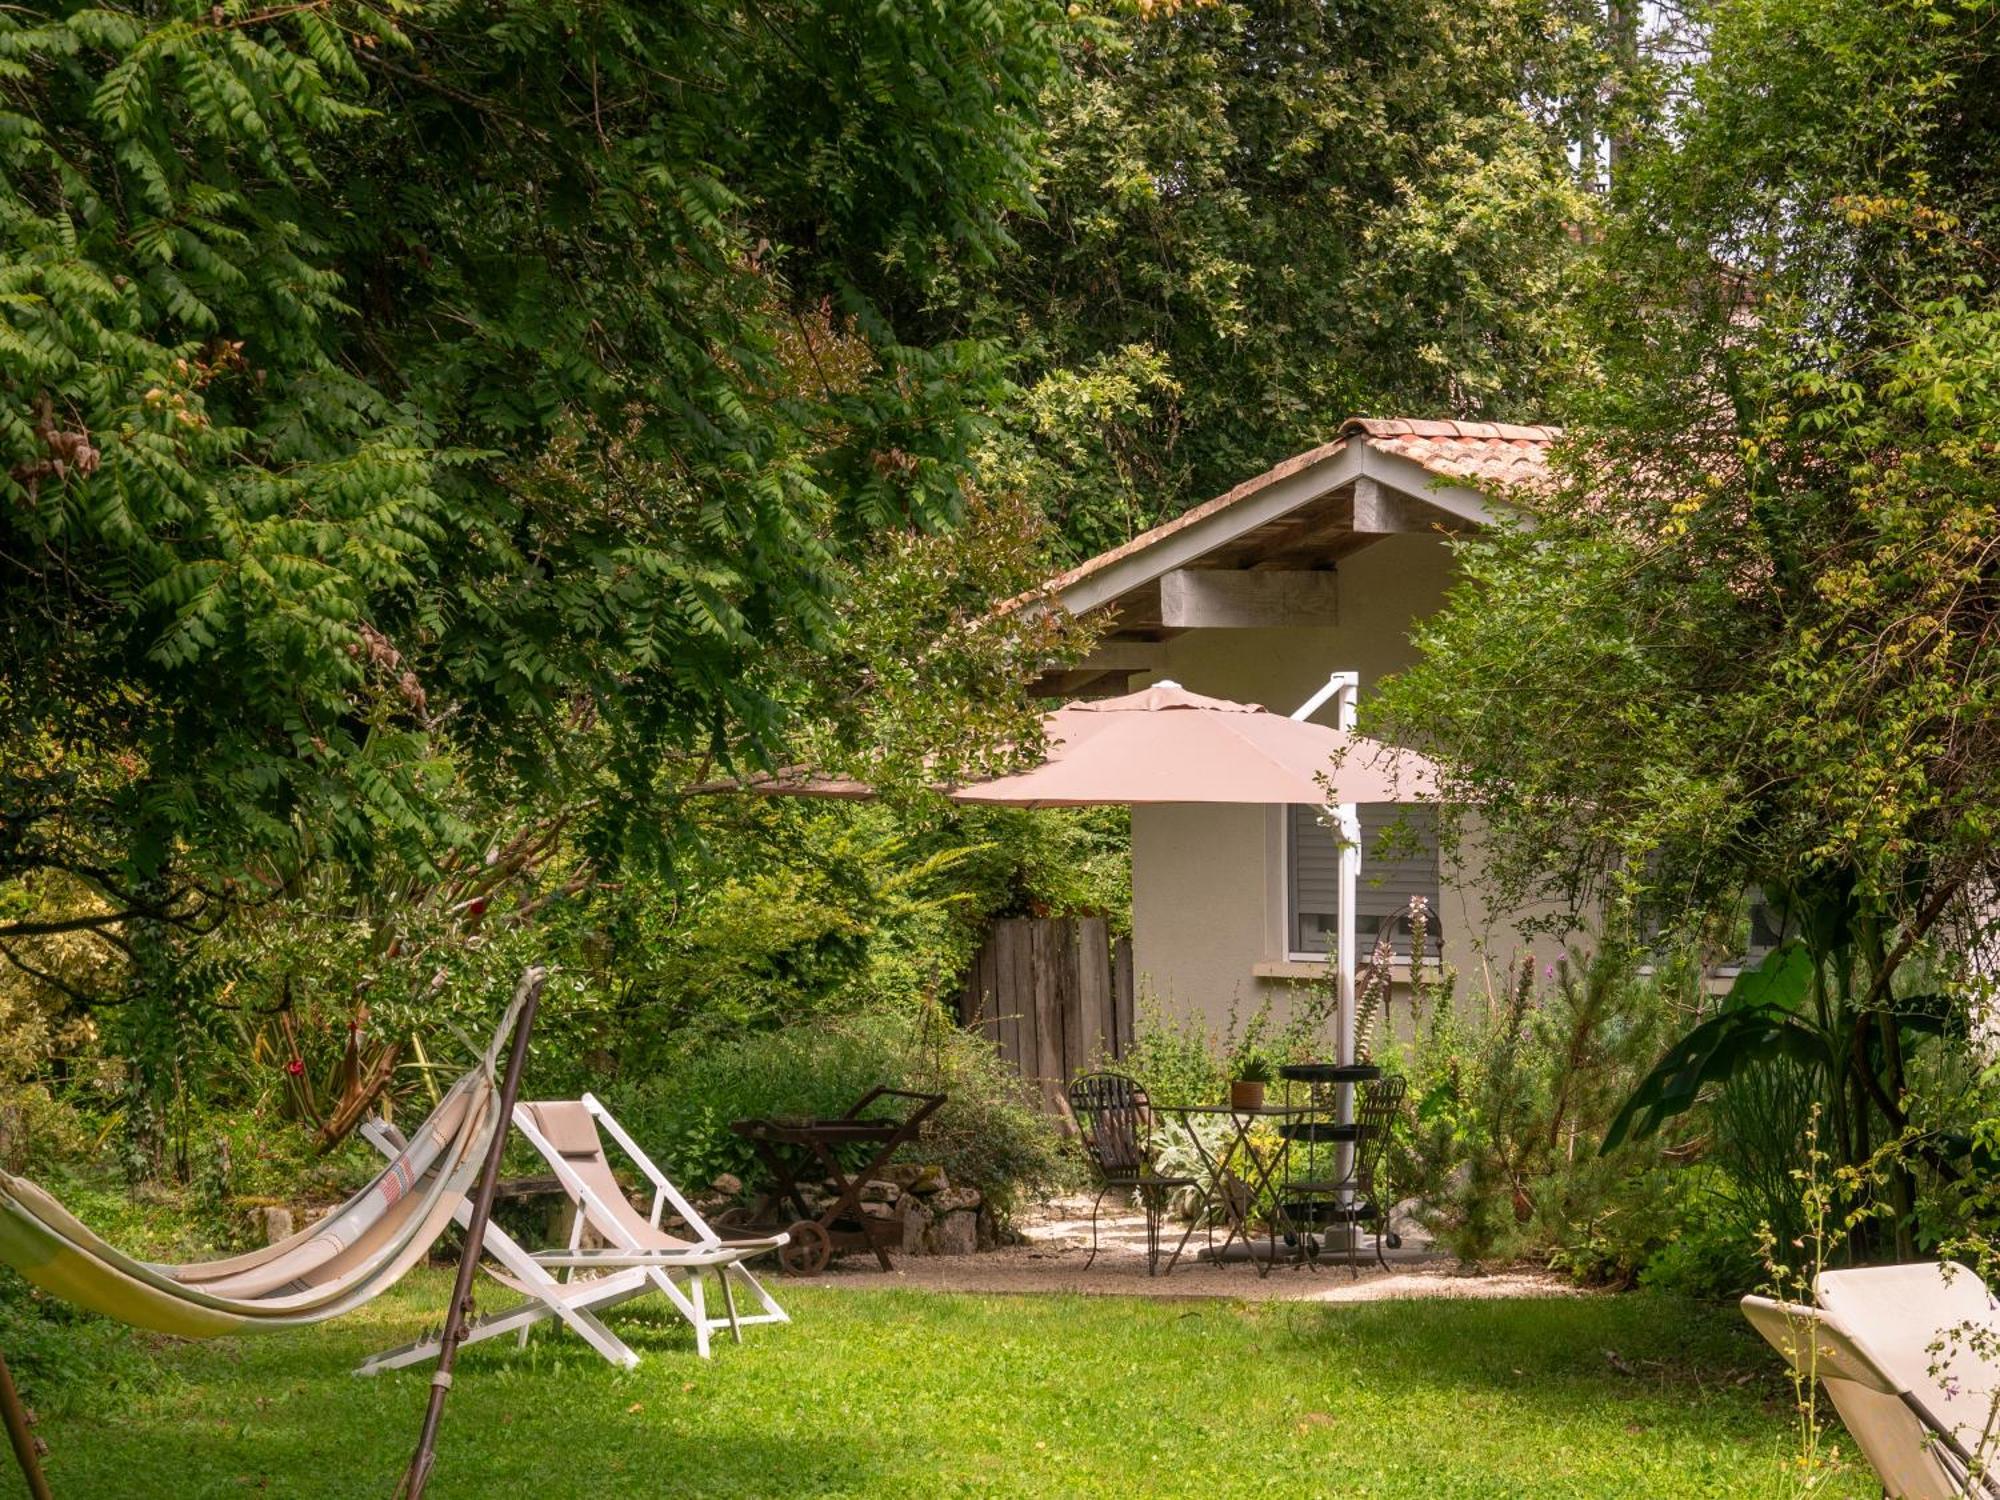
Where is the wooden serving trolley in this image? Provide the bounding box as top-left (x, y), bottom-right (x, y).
top-left (723, 1087), bottom-right (946, 1274)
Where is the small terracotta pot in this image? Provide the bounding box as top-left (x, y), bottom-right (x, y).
top-left (1229, 1079), bottom-right (1266, 1111)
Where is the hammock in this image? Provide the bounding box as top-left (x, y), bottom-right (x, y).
top-left (0, 999), bottom-right (523, 1341)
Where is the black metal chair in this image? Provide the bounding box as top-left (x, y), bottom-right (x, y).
top-left (1337, 1075), bottom-right (1407, 1274)
top-left (1066, 1072), bottom-right (1199, 1276)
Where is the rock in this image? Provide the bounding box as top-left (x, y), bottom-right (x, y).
top-left (860, 1200), bottom-right (898, 1220)
top-left (258, 1205), bottom-right (294, 1245)
top-left (975, 1207), bottom-right (997, 1253)
top-left (860, 1179), bottom-right (900, 1205)
top-left (900, 1201), bottom-right (933, 1255)
top-left (709, 1172), bottom-right (743, 1199)
top-left (926, 1210), bottom-right (978, 1257)
top-left (885, 1163), bottom-right (949, 1194)
top-left (929, 1185), bottom-right (981, 1215)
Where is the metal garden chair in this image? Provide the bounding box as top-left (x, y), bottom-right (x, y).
top-left (1066, 1072), bottom-right (1199, 1276)
top-left (1336, 1074), bottom-right (1407, 1274)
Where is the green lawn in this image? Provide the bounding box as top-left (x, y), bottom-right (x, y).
top-left (27, 1273), bottom-right (1865, 1498)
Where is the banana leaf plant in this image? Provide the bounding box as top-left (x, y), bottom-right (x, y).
top-left (1603, 941), bottom-right (1961, 1159)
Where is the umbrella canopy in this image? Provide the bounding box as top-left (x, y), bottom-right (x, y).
top-left (948, 682), bottom-right (1439, 809)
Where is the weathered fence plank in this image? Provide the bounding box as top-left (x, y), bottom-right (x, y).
top-left (960, 917), bottom-right (1130, 1112)
top-left (1111, 935), bottom-right (1135, 1058)
top-left (1073, 917), bottom-right (1111, 1070)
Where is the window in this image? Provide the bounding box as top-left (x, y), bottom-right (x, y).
top-left (1635, 881), bottom-right (1789, 973)
top-left (1286, 803), bottom-right (1441, 960)
top-left (1741, 887), bottom-right (1787, 964)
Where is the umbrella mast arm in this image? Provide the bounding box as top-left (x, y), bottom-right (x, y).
top-left (1291, 673), bottom-right (1361, 1070)
top-left (1297, 673), bottom-right (1361, 1211)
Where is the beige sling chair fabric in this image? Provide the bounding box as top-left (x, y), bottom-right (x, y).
top-left (0, 1001), bottom-right (524, 1341)
top-left (1743, 1262), bottom-right (2000, 1499)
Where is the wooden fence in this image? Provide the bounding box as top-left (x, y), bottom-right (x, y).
top-left (959, 917), bottom-right (1134, 1112)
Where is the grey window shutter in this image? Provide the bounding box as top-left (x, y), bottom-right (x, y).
top-left (1287, 804), bottom-right (1440, 958)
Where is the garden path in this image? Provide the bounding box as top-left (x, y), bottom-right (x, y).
top-left (785, 1194), bottom-right (1587, 1303)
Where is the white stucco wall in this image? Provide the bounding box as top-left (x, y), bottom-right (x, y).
top-left (1125, 533), bottom-right (1567, 1037)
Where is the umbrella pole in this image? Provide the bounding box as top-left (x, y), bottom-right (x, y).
top-left (1333, 802), bottom-right (1359, 1232)
top-left (1329, 673), bottom-right (1361, 1238)
top-left (397, 965), bottom-right (546, 1500)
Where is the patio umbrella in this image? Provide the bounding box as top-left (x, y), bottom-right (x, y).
top-left (948, 680), bottom-right (1441, 1138)
top-left (947, 680), bottom-right (1435, 809)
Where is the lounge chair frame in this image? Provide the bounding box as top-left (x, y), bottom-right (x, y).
top-left (514, 1092), bottom-right (789, 1358)
top-left (1744, 1278), bottom-right (2000, 1500)
top-left (357, 1093), bottom-right (786, 1372)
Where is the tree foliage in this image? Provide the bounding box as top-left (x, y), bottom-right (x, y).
top-left (953, 0), bottom-right (1605, 555)
top-left (0, 0), bottom-right (1068, 939)
top-left (1376, 0), bottom-right (2000, 1231)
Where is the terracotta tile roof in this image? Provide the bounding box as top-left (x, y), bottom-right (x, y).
top-left (1340, 418), bottom-right (1561, 489)
top-left (1030, 416), bottom-right (1560, 606)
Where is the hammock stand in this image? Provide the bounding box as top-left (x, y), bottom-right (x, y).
top-left (0, 965), bottom-right (547, 1500)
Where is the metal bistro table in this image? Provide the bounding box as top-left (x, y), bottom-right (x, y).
top-left (1272, 1061), bottom-right (1383, 1269)
top-left (1156, 1102), bottom-right (1308, 1279)
top-left (1161, 1061), bottom-right (1385, 1278)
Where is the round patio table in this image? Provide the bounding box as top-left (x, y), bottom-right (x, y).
top-left (1155, 1102), bottom-right (1317, 1279)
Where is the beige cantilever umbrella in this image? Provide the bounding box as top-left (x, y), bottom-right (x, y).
top-left (948, 680), bottom-right (1436, 808)
top-left (949, 679), bottom-right (1440, 1161)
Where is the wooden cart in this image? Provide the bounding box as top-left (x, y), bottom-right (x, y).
top-left (723, 1087), bottom-right (946, 1274)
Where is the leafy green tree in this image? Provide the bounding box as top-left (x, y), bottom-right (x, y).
top-left (953, 0), bottom-right (1606, 554)
top-left (0, 0), bottom-right (1066, 945)
top-left (1376, 0), bottom-right (2000, 1245)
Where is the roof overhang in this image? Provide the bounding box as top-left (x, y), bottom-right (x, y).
top-left (1050, 441), bottom-right (1510, 620)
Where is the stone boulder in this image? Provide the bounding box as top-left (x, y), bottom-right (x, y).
top-left (925, 1208), bottom-right (978, 1257)
top-left (929, 1185), bottom-right (981, 1215)
top-left (884, 1163), bottom-right (949, 1195)
top-left (899, 1199), bottom-right (933, 1255)
top-left (257, 1205), bottom-right (294, 1246)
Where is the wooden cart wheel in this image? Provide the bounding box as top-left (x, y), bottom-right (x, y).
top-left (779, 1220), bottom-right (832, 1276)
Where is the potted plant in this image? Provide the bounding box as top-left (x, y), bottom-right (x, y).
top-left (1229, 1054), bottom-right (1272, 1112)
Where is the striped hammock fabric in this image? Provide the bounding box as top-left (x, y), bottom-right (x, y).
top-left (0, 1004), bottom-right (519, 1340)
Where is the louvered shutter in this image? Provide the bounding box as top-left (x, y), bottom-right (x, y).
top-left (1287, 804), bottom-right (1440, 958)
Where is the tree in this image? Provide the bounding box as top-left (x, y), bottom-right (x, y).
top-left (1, 0), bottom-right (1068, 942)
top-left (1374, 0), bottom-right (2000, 1239)
top-left (949, 0), bottom-right (1606, 557)
top-left (0, 0), bottom-right (1090, 1158)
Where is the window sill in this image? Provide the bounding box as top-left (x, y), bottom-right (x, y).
top-left (1253, 959), bottom-right (1419, 981)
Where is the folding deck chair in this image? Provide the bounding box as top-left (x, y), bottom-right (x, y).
top-left (1743, 1262), bottom-right (2000, 1499)
top-left (512, 1094), bottom-right (791, 1358)
top-left (355, 1096), bottom-right (786, 1372)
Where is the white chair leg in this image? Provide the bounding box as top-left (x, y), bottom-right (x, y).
top-left (688, 1270), bottom-right (712, 1359)
top-left (729, 1261), bottom-right (790, 1326)
top-left (356, 1289), bottom-right (642, 1375)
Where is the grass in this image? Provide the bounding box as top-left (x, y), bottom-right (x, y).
top-left (22, 1272), bottom-right (1869, 1498)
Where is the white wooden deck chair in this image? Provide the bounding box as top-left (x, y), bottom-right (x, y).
top-left (353, 1116), bottom-right (656, 1374)
top-left (513, 1094), bottom-right (790, 1359)
top-left (354, 1115), bottom-right (766, 1373)
top-left (1743, 1262), bottom-right (2000, 1498)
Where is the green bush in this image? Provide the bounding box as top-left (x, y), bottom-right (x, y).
top-left (1386, 934), bottom-right (1719, 1283)
top-left (595, 1003), bottom-right (1070, 1214)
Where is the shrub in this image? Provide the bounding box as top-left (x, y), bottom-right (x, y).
top-left (594, 1002), bottom-right (1069, 1214)
top-left (1387, 929), bottom-right (1704, 1280)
